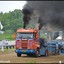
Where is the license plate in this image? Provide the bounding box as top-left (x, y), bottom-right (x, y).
top-left (22, 50), bottom-right (26, 52)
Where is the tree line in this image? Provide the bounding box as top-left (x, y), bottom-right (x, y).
top-left (0, 9), bottom-right (23, 34)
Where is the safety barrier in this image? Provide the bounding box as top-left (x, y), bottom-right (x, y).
top-left (5, 45), bottom-right (15, 49)
top-left (0, 45), bottom-right (15, 50)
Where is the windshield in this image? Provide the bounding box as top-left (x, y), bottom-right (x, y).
top-left (16, 32), bottom-right (34, 39)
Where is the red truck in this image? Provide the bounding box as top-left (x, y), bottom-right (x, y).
top-left (14, 28), bottom-right (42, 57)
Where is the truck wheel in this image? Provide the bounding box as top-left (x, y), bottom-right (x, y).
top-left (35, 49), bottom-right (40, 57)
top-left (57, 48), bottom-right (60, 55)
top-left (45, 49), bottom-right (48, 56)
top-left (17, 53), bottom-right (21, 57)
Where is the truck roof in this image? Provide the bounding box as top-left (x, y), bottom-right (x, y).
top-left (17, 28), bottom-right (38, 33)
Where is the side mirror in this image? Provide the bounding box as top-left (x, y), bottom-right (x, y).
top-left (14, 33), bottom-right (16, 39)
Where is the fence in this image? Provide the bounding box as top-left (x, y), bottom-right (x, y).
top-left (0, 40), bottom-right (15, 50)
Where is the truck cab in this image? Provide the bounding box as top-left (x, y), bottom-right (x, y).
top-left (14, 28), bottom-right (40, 57)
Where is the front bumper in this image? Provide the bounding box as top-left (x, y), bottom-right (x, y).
top-left (15, 49), bottom-right (36, 54)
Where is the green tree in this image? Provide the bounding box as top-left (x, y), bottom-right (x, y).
top-left (0, 9), bottom-right (23, 33)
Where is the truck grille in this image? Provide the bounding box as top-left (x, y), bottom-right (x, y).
top-left (21, 40), bottom-right (28, 49)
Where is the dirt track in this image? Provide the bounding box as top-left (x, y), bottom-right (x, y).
top-left (0, 50), bottom-right (64, 63)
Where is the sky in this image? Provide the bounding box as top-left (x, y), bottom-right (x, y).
top-left (0, 1), bottom-right (27, 13)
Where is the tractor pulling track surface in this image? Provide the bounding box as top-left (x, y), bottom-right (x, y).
top-left (0, 51), bottom-right (64, 63)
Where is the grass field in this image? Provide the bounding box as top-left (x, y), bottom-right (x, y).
top-left (0, 34), bottom-right (14, 40)
top-left (0, 48), bottom-right (15, 54)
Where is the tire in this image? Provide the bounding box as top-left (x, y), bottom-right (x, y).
top-left (45, 49), bottom-right (48, 56)
top-left (35, 49), bottom-right (40, 57)
top-left (17, 53), bottom-right (21, 57)
top-left (56, 48), bottom-right (60, 55)
top-left (55, 49), bottom-right (59, 55)
top-left (58, 49), bottom-right (60, 55)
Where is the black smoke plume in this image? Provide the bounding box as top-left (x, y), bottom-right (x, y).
top-left (38, 16), bottom-right (46, 30)
top-left (23, 1), bottom-right (64, 31)
top-left (22, 4), bottom-right (33, 28)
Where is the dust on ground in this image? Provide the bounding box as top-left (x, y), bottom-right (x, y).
top-left (0, 50), bottom-right (64, 63)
